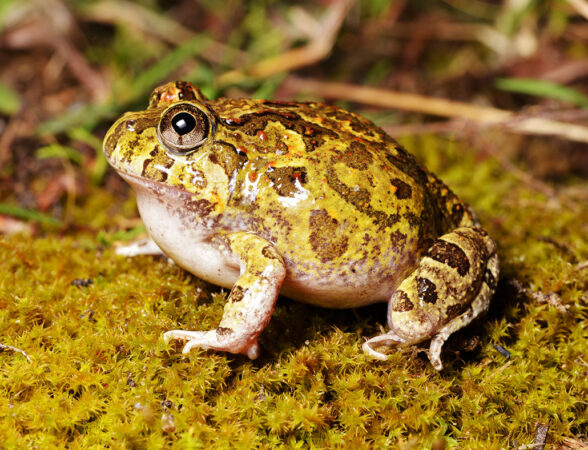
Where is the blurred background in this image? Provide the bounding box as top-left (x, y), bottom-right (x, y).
top-left (0, 0), bottom-right (586, 231)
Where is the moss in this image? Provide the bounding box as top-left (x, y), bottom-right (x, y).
top-left (1, 137), bottom-right (586, 448)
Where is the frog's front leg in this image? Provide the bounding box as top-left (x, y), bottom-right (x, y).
top-left (163, 232), bottom-right (286, 360)
top-left (363, 227), bottom-right (499, 370)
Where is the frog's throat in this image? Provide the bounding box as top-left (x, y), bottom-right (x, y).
top-left (114, 168), bottom-right (220, 228)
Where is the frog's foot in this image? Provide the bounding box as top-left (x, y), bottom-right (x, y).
top-left (164, 232), bottom-right (286, 360)
top-left (362, 331), bottom-right (407, 361)
top-left (367, 227), bottom-right (499, 370)
top-left (163, 329), bottom-right (261, 359)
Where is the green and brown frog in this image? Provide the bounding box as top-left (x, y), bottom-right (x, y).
top-left (103, 81), bottom-right (499, 370)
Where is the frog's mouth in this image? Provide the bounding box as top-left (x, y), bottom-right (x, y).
top-left (114, 168), bottom-right (191, 199)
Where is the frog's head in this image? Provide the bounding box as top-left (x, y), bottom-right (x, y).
top-left (103, 81), bottom-right (219, 192)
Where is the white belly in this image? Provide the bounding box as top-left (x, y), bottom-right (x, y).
top-left (132, 181), bottom-right (396, 309)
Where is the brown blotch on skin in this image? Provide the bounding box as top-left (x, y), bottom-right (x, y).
top-left (159, 150), bottom-right (176, 169)
top-left (347, 116), bottom-right (376, 137)
top-left (261, 245), bottom-right (281, 261)
top-left (133, 111), bottom-right (160, 135)
top-left (427, 240), bottom-right (470, 276)
top-left (230, 285), bottom-right (246, 303)
top-left (140, 149), bottom-right (175, 182)
top-left (216, 327), bottom-right (234, 336)
top-left (338, 141), bottom-right (373, 170)
top-left (187, 198), bottom-right (215, 217)
top-left (141, 158), bottom-right (153, 177)
top-left (392, 290), bottom-right (414, 312)
top-left (183, 167), bottom-right (207, 189)
top-left (403, 212), bottom-right (423, 230)
top-left (385, 145), bottom-right (429, 185)
top-left (325, 167), bottom-right (400, 229)
top-left (454, 229), bottom-right (488, 261)
top-left (104, 120), bottom-right (129, 158)
top-left (451, 203), bottom-right (465, 226)
top-left (149, 91), bottom-right (162, 108)
top-left (209, 141), bottom-right (248, 178)
top-left (484, 269), bottom-right (497, 290)
top-left (125, 137), bottom-right (141, 153)
top-left (221, 110), bottom-right (336, 153)
top-left (445, 303), bottom-right (464, 319)
top-left (324, 107), bottom-right (376, 137)
top-left (417, 277), bottom-right (438, 304)
top-left (265, 166), bottom-right (307, 197)
top-left (308, 209), bottom-right (349, 263)
top-left (389, 230), bottom-right (407, 249)
top-left (175, 80), bottom-right (201, 102)
top-left (476, 227), bottom-right (488, 236)
top-left (140, 155), bottom-right (169, 182)
top-left (261, 100), bottom-right (301, 108)
top-left (148, 81), bottom-right (206, 108)
top-left (390, 178), bottom-right (412, 200)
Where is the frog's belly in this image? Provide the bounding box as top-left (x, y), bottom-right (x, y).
top-left (134, 188), bottom-right (403, 309)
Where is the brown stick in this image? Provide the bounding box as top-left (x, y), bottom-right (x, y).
top-left (284, 77), bottom-right (588, 143)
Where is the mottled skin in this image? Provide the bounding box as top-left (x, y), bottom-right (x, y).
top-left (103, 81), bottom-right (499, 370)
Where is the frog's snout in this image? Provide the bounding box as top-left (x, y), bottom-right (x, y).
top-left (103, 115), bottom-right (130, 160)
top-left (103, 110), bottom-right (161, 161)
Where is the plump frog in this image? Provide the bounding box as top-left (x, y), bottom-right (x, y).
top-left (103, 81), bottom-right (499, 370)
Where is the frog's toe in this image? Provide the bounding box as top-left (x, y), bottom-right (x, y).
top-left (163, 329), bottom-right (260, 359)
top-left (181, 333), bottom-right (214, 354)
top-left (163, 329), bottom-right (211, 353)
top-left (163, 329), bottom-right (202, 345)
top-left (363, 332), bottom-right (406, 360)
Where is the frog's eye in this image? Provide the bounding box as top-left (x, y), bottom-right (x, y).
top-left (157, 103), bottom-right (214, 155)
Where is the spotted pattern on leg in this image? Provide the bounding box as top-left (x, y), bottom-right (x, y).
top-left (163, 232), bottom-right (286, 358)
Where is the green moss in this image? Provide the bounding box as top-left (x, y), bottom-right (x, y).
top-left (1, 138), bottom-right (586, 447)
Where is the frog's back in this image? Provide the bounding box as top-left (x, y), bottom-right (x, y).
top-left (209, 98), bottom-right (463, 306)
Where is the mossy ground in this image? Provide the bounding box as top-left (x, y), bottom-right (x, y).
top-left (1, 134), bottom-right (586, 448)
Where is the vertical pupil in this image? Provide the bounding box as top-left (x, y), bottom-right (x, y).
top-left (172, 112), bottom-right (196, 135)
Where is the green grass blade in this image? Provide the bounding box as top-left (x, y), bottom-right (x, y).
top-left (494, 77), bottom-right (588, 108)
top-left (0, 80), bottom-right (21, 115)
top-left (69, 127), bottom-right (109, 185)
top-left (0, 203), bottom-right (61, 226)
top-left (36, 144), bottom-right (83, 164)
top-left (36, 103), bottom-right (117, 136)
top-left (130, 34), bottom-right (212, 99)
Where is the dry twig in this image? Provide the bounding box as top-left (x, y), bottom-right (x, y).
top-left (0, 344), bottom-right (31, 363)
top-left (284, 77), bottom-right (588, 144)
top-left (219, 0), bottom-right (355, 85)
top-left (567, 0), bottom-right (588, 20)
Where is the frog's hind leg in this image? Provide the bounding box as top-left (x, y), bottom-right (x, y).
top-left (428, 249), bottom-right (498, 369)
top-left (164, 232), bottom-right (286, 360)
top-left (363, 227), bottom-right (499, 370)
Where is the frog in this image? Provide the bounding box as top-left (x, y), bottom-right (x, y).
top-left (103, 80), bottom-right (499, 370)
